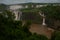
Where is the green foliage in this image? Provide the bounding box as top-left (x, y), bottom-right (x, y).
top-left (21, 8), bottom-right (40, 12)
top-left (40, 6), bottom-right (60, 20)
top-left (0, 10), bottom-right (48, 40)
top-left (24, 34), bottom-right (48, 40)
top-left (0, 4), bottom-right (7, 11)
top-left (40, 5), bottom-right (60, 27)
top-left (51, 31), bottom-right (60, 40)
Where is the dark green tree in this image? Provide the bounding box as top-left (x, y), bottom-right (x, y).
top-left (40, 5), bottom-right (60, 28)
top-left (51, 31), bottom-right (60, 40)
top-left (0, 4), bottom-right (7, 11)
top-left (0, 9), bottom-right (48, 40)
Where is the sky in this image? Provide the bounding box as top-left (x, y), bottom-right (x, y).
top-left (0, 0), bottom-right (60, 4)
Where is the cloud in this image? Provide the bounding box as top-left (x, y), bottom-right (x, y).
top-left (32, 0), bottom-right (59, 3)
top-left (0, 0), bottom-right (3, 2)
top-left (2, 0), bottom-right (26, 4)
top-left (0, 0), bottom-right (60, 4)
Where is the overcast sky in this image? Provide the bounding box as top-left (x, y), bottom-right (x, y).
top-left (0, 0), bottom-right (60, 4)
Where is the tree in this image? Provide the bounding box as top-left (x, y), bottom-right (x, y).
top-left (0, 4), bottom-right (7, 11)
top-left (40, 5), bottom-right (60, 20)
top-left (51, 31), bottom-right (60, 40)
top-left (0, 10), bottom-right (48, 40)
top-left (40, 5), bottom-right (60, 28)
top-left (0, 10), bottom-right (31, 40)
